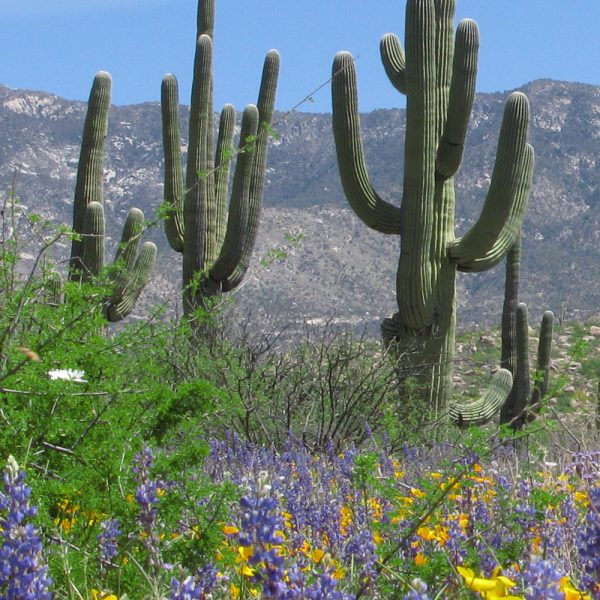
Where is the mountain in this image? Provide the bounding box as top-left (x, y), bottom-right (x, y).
top-left (1, 79), bottom-right (599, 335)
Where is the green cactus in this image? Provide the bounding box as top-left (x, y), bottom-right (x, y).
top-left (530, 309), bottom-right (554, 416)
top-left (69, 72), bottom-right (110, 279)
top-left (331, 0), bottom-right (533, 427)
top-left (68, 72), bottom-right (157, 322)
top-left (500, 302), bottom-right (554, 429)
top-left (44, 271), bottom-right (64, 306)
top-left (500, 238), bottom-right (521, 388)
top-left (449, 368), bottom-right (513, 427)
top-left (161, 0), bottom-right (280, 315)
top-left (499, 237), bottom-right (554, 429)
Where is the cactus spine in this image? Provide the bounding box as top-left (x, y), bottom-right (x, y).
top-left (331, 0), bottom-right (534, 427)
top-left (161, 0), bottom-right (280, 315)
top-left (68, 72), bottom-right (157, 322)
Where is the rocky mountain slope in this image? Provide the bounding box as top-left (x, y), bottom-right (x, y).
top-left (1, 79), bottom-right (600, 335)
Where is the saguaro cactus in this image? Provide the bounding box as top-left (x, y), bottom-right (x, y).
top-left (499, 238), bottom-right (554, 428)
top-left (500, 303), bottom-right (554, 428)
top-left (331, 0), bottom-right (534, 427)
top-left (161, 0), bottom-right (280, 315)
top-left (499, 235), bottom-right (554, 428)
top-left (68, 72), bottom-right (157, 322)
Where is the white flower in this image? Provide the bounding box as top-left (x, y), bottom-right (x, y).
top-left (48, 369), bottom-right (87, 383)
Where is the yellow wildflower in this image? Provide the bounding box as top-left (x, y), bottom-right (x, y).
top-left (457, 565), bottom-right (522, 599)
top-left (340, 505), bottom-right (353, 535)
top-left (312, 548), bottom-right (325, 564)
top-left (240, 564), bottom-right (256, 577)
top-left (54, 499), bottom-right (79, 532)
top-left (238, 545), bottom-right (254, 561)
top-left (90, 591), bottom-right (118, 600)
top-left (560, 577), bottom-right (591, 600)
top-left (410, 487), bottom-right (426, 499)
top-left (222, 524), bottom-right (240, 535)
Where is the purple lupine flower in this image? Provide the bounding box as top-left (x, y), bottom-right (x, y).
top-left (0, 455), bottom-right (53, 599)
top-left (402, 578), bottom-right (432, 600)
top-left (169, 575), bottom-right (204, 600)
top-left (443, 514), bottom-right (468, 565)
top-left (132, 447), bottom-right (165, 578)
top-left (97, 518), bottom-right (121, 574)
top-left (521, 558), bottom-right (564, 600)
top-left (304, 571), bottom-right (354, 600)
top-left (578, 486), bottom-right (600, 594)
top-left (236, 483), bottom-right (303, 599)
top-left (169, 562), bottom-right (218, 599)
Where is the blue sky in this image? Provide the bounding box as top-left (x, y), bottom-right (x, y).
top-left (1, 0), bottom-right (599, 113)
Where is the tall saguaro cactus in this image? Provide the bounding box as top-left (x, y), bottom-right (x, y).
top-left (68, 72), bottom-right (157, 322)
top-left (161, 0), bottom-right (280, 315)
top-left (331, 0), bottom-right (534, 428)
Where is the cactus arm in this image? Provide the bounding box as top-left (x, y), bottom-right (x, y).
top-left (513, 302), bottom-right (532, 428)
top-left (204, 49), bottom-right (280, 292)
top-left (249, 48), bottom-right (280, 210)
top-left (81, 201), bottom-right (105, 281)
top-left (106, 209), bottom-right (156, 322)
top-left (105, 241), bottom-right (157, 322)
top-left (208, 105), bottom-right (259, 285)
top-left (380, 33), bottom-right (406, 94)
top-left (108, 208), bottom-right (144, 301)
top-left (436, 19), bottom-right (478, 179)
top-left (112, 208), bottom-right (144, 271)
top-left (222, 49), bottom-right (281, 291)
top-left (69, 72), bottom-right (111, 280)
top-left (197, 0), bottom-right (214, 38)
top-left (161, 74), bottom-right (185, 253)
top-left (449, 92), bottom-right (533, 269)
top-left (213, 104), bottom-right (236, 251)
top-left (454, 144), bottom-right (533, 272)
top-left (449, 368), bottom-right (513, 427)
top-left (499, 238), bottom-right (521, 424)
top-left (331, 52), bottom-right (402, 234)
top-left (529, 310), bottom-right (554, 416)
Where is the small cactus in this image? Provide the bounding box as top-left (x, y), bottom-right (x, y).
top-left (500, 302), bottom-right (554, 429)
top-left (499, 237), bottom-right (554, 429)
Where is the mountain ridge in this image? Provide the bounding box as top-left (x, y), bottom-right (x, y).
top-left (1, 78), bottom-right (599, 334)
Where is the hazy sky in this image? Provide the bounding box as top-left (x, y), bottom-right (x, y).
top-left (1, 0), bottom-right (599, 113)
